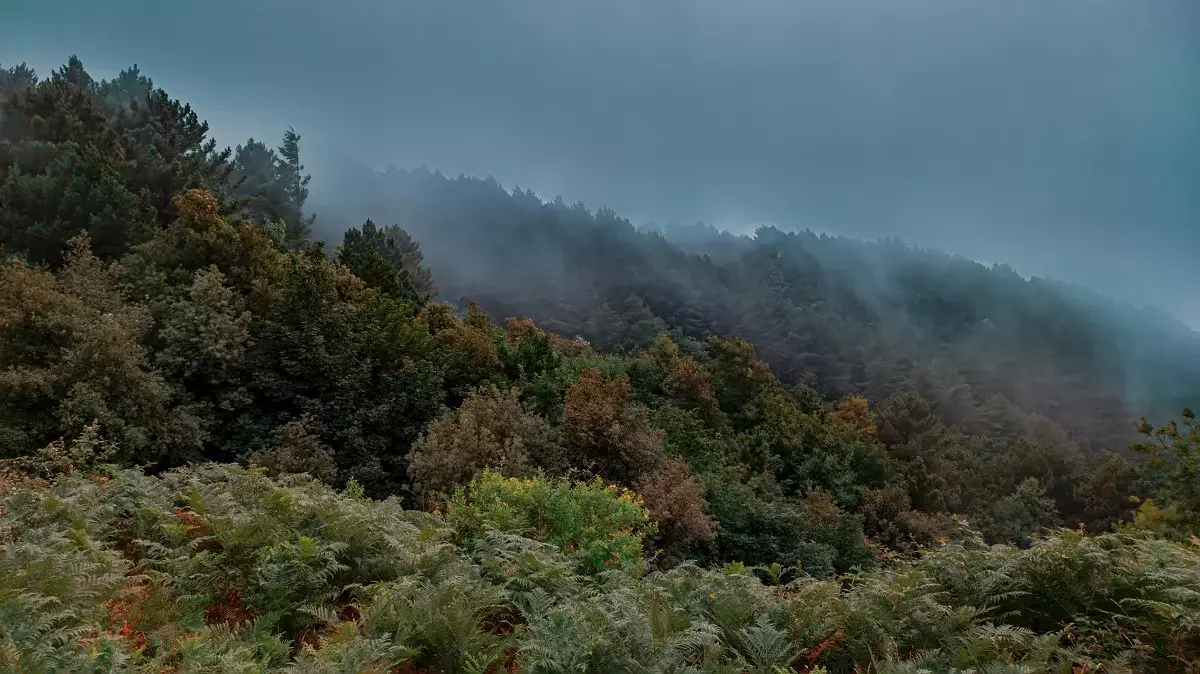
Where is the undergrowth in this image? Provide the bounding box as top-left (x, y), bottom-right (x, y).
top-left (2, 463), bottom-right (1198, 672)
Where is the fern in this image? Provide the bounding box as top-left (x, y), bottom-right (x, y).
top-left (2, 464), bottom-right (1198, 671)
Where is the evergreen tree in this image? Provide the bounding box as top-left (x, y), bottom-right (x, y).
top-left (229, 138), bottom-right (286, 224)
top-left (0, 62), bottom-right (37, 96)
top-left (276, 126), bottom-right (315, 246)
top-left (52, 55), bottom-right (94, 90)
top-left (338, 219), bottom-right (437, 302)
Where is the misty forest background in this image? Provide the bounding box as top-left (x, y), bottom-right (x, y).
top-left (2, 56), bottom-right (1200, 672)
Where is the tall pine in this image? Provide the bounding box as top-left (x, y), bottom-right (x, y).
top-left (276, 126), bottom-right (315, 247)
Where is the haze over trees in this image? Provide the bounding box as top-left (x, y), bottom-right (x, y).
top-left (1, 56), bottom-right (1199, 672)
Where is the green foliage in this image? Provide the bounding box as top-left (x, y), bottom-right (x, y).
top-left (702, 466), bottom-right (873, 576)
top-left (337, 219), bottom-right (436, 303)
top-left (0, 235), bottom-right (204, 463)
top-left (1, 462), bottom-right (1198, 671)
top-left (1133, 409), bottom-right (1200, 537)
top-left (275, 127), bottom-right (316, 247)
top-left (10, 420), bottom-right (118, 478)
top-left (0, 56), bottom-right (232, 264)
top-left (447, 470), bottom-right (653, 573)
top-left (250, 415), bottom-right (338, 483)
top-left (0, 141), bottom-right (157, 264)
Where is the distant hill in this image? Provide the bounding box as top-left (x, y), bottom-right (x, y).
top-left (311, 163), bottom-right (1200, 451)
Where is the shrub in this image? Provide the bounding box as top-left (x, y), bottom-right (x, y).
top-left (447, 470), bottom-right (653, 572)
top-left (635, 458), bottom-right (716, 561)
top-left (859, 484), bottom-right (947, 554)
top-left (407, 386), bottom-right (553, 501)
top-left (14, 420), bottom-right (117, 478)
top-left (249, 414), bottom-right (337, 483)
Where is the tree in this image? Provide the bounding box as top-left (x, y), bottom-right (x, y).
top-left (0, 57), bottom-right (233, 264)
top-left (338, 219), bottom-right (437, 302)
top-left (0, 235), bottom-right (205, 463)
top-left (0, 141), bottom-right (157, 264)
top-left (705, 336), bottom-right (776, 430)
top-left (250, 414), bottom-right (337, 483)
top-left (52, 55), bottom-right (94, 90)
top-left (240, 249), bottom-right (444, 495)
top-left (1133, 409), bottom-right (1200, 536)
top-left (0, 62), bottom-right (37, 96)
top-left (561, 368), bottom-right (663, 483)
top-left (984, 477), bottom-right (1061, 545)
top-left (275, 126), bottom-right (315, 246)
top-left (229, 138), bottom-right (286, 225)
top-left (860, 484), bottom-right (946, 554)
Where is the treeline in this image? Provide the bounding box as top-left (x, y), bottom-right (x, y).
top-left (312, 163), bottom-right (1200, 453)
top-left (2, 55), bottom-right (1200, 670)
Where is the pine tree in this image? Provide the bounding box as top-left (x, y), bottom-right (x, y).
top-left (338, 219), bottom-right (437, 302)
top-left (276, 126), bottom-right (315, 246)
top-left (52, 55), bottom-right (94, 90)
top-left (0, 62), bottom-right (37, 96)
top-left (230, 138), bottom-right (286, 224)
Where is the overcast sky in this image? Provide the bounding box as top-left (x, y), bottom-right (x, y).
top-left (4, 0), bottom-right (1198, 325)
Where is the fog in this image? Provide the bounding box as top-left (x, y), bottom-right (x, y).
top-left (4, 0), bottom-right (1198, 325)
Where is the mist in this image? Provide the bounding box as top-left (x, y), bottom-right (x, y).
top-left (3, 0), bottom-right (1199, 326)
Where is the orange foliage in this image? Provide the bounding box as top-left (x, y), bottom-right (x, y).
top-left (106, 584), bottom-right (153, 651)
top-left (666, 357), bottom-right (725, 427)
top-left (173, 188), bottom-right (220, 223)
top-left (830, 395), bottom-right (877, 439)
top-left (635, 458), bottom-right (716, 557)
top-left (504, 316), bottom-right (543, 345)
top-left (548, 332), bottom-right (593, 356)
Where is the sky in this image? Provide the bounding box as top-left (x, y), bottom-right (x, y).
top-left (4, 0), bottom-right (1199, 326)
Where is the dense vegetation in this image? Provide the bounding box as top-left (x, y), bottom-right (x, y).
top-left (312, 163), bottom-right (1200, 454)
top-left (1, 56), bottom-right (1199, 671)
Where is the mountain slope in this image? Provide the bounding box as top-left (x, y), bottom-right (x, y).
top-left (311, 164), bottom-right (1200, 451)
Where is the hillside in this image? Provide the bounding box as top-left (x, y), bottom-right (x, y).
top-left (310, 165), bottom-right (1200, 453)
top-left (2, 56), bottom-right (1200, 671)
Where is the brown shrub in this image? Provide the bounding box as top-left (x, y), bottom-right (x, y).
top-left (504, 316), bottom-right (543, 346)
top-left (250, 415), bottom-right (337, 483)
top-left (860, 484), bottom-right (946, 554)
top-left (416, 301), bottom-right (460, 334)
top-left (830, 395), bottom-right (877, 440)
top-left (548, 333), bottom-right (593, 356)
top-left (418, 301), bottom-right (502, 381)
top-left (636, 458), bottom-right (716, 559)
top-left (407, 386), bottom-right (552, 500)
top-left (666, 357), bottom-right (726, 428)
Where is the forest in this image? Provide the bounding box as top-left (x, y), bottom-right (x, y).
top-left (1, 56), bottom-right (1199, 673)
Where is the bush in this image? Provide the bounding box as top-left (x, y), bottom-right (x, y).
top-left (703, 466), bottom-right (872, 576)
top-left (407, 386), bottom-right (553, 502)
top-left (446, 470), bottom-right (653, 572)
top-left (860, 484), bottom-right (947, 554)
top-left (635, 458), bottom-right (716, 561)
top-left (249, 414), bottom-right (337, 483)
